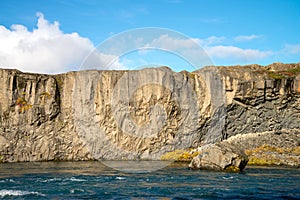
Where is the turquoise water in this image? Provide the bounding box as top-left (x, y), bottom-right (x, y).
top-left (0, 161), bottom-right (299, 199)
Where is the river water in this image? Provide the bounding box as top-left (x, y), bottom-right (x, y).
top-left (0, 161), bottom-right (299, 199)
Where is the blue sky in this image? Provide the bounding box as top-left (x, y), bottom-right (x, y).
top-left (0, 0), bottom-right (299, 73)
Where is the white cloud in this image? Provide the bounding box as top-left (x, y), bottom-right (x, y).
top-left (234, 34), bottom-right (261, 42)
top-left (205, 45), bottom-right (273, 62)
top-left (198, 36), bottom-right (226, 46)
top-left (0, 13), bottom-right (121, 74)
top-left (283, 44), bottom-right (300, 54)
top-left (146, 35), bottom-right (227, 52)
top-left (148, 34), bottom-right (200, 50)
top-left (143, 34), bottom-right (273, 67)
top-left (0, 13), bottom-right (294, 73)
top-left (144, 34), bottom-right (213, 68)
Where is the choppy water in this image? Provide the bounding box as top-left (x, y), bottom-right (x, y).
top-left (0, 161), bottom-right (299, 199)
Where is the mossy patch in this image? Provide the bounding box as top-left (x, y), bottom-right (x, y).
top-left (224, 165), bottom-right (240, 173)
top-left (245, 144), bottom-right (299, 155)
top-left (245, 144), bottom-right (300, 166)
top-left (160, 149), bottom-right (199, 162)
top-left (247, 156), bottom-right (280, 165)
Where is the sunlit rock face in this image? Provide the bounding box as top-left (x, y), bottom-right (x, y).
top-left (0, 63), bottom-right (299, 162)
top-left (189, 141), bottom-right (249, 172)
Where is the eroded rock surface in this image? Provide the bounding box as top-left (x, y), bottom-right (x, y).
top-left (189, 141), bottom-right (248, 172)
top-left (0, 63), bottom-right (299, 163)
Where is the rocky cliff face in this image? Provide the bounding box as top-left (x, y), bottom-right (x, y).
top-left (0, 63), bottom-right (299, 162)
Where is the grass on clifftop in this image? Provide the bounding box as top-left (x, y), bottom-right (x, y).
top-left (267, 67), bottom-right (300, 80)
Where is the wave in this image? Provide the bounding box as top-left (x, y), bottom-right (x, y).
top-left (115, 176), bottom-right (126, 180)
top-left (37, 177), bottom-right (86, 183)
top-left (0, 189), bottom-right (44, 198)
top-left (69, 177), bottom-right (86, 182)
top-left (0, 179), bottom-right (15, 183)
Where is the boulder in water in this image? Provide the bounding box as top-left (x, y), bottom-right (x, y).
top-left (189, 141), bottom-right (248, 172)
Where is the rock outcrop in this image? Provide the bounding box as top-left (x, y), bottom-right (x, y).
top-left (0, 63), bottom-right (299, 163)
top-left (225, 129), bottom-right (300, 166)
top-left (189, 141), bottom-right (248, 172)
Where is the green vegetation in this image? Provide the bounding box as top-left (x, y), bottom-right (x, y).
top-left (160, 149), bottom-right (199, 162)
top-left (267, 67), bottom-right (300, 80)
top-left (286, 67), bottom-right (300, 74)
top-left (268, 72), bottom-right (284, 80)
top-left (224, 165), bottom-right (240, 173)
top-left (245, 144), bottom-right (300, 166)
top-left (247, 157), bottom-right (280, 165)
top-left (245, 144), bottom-right (299, 155)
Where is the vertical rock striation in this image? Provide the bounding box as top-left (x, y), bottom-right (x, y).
top-left (0, 63), bottom-right (299, 162)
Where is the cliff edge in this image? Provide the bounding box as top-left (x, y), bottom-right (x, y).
top-left (0, 63), bottom-right (299, 164)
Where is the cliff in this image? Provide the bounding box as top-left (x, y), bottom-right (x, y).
top-left (0, 63), bottom-right (300, 163)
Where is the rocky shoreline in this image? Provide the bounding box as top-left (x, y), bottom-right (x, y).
top-left (227, 129), bottom-right (300, 167)
top-left (162, 129), bottom-right (300, 171)
top-left (0, 63), bottom-right (299, 170)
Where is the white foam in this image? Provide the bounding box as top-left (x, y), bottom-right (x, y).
top-left (37, 177), bottom-right (85, 183)
top-left (38, 177), bottom-right (61, 183)
top-left (70, 188), bottom-right (85, 194)
top-left (0, 189), bottom-right (44, 197)
top-left (116, 176), bottom-right (126, 180)
top-left (222, 176), bottom-right (234, 180)
top-left (0, 179), bottom-right (15, 183)
top-left (69, 177), bottom-right (85, 182)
